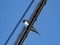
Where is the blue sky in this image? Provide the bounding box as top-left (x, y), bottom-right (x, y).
top-left (0, 0), bottom-right (60, 45)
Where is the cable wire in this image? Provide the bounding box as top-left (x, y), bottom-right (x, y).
top-left (4, 0), bottom-right (34, 45)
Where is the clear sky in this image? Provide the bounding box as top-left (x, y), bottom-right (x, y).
top-left (0, 0), bottom-right (60, 45)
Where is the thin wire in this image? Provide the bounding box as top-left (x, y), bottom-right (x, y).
top-left (4, 0), bottom-right (34, 45)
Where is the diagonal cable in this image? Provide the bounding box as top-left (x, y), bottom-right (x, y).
top-left (4, 0), bottom-right (34, 45)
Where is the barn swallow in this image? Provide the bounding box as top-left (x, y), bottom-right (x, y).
top-left (23, 20), bottom-right (40, 35)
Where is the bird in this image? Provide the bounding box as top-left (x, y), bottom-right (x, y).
top-left (23, 20), bottom-right (40, 35)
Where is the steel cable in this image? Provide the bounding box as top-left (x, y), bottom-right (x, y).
top-left (4, 0), bottom-right (34, 45)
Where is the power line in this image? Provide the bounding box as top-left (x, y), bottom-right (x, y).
top-left (4, 0), bottom-right (34, 45)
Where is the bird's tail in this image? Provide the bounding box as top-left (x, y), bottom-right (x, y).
top-left (31, 27), bottom-right (40, 35)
